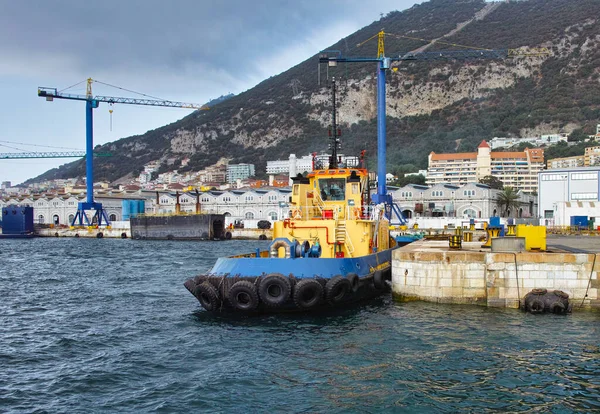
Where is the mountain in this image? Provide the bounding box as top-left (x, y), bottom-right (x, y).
top-left (29, 0), bottom-right (600, 184)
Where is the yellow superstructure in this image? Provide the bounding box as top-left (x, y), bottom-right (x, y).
top-left (272, 168), bottom-right (393, 258)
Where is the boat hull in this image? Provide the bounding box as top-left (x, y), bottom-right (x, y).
top-left (184, 248), bottom-right (397, 313)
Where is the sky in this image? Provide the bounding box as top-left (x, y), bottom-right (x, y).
top-left (0, 0), bottom-right (424, 185)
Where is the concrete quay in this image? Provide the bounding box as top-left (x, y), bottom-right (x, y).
top-left (392, 236), bottom-right (600, 310)
top-left (35, 226), bottom-right (272, 240)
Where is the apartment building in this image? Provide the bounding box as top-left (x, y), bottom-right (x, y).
top-left (427, 140), bottom-right (544, 194)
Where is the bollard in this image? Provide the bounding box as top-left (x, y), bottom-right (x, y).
top-left (482, 227), bottom-right (501, 248)
top-left (506, 224), bottom-right (516, 236)
top-left (463, 231), bottom-right (473, 242)
top-left (449, 234), bottom-right (462, 249)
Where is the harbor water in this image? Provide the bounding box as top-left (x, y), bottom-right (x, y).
top-left (1, 238), bottom-right (600, 412)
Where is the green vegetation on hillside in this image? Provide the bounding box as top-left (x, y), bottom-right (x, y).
top-left (29, 0), bottom-right (600, 184)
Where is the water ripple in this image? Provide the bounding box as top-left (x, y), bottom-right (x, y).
top-left (1, 238), bottom-right (600, 412)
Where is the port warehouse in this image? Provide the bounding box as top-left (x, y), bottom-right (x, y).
top-left (1, 166), bottom-right (599, 228)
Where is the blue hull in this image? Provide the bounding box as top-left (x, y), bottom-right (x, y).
top-left (184, 246), bottom-right (400, 313)
top-left (209, 248), bottom-right (394, 279)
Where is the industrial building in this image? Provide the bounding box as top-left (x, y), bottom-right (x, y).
top-left (538, 166), bottom-right (600, 226)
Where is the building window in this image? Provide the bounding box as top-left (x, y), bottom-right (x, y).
top-left (245, 196), bottom-right (254, 201)
top-left (541, 174), bottom-right (567, 181)
top-left (245, 212), bottom-right (254, 219)
top-left (109, 214), bottom-right (117, 221)
top-left (38, 215), bottom-right (45, 224)
top-left (544, 210), bottom-right (554, 218)
top-left (432, 190), bottom-right (444, 197)
top-left (463, 190), bottom-right (475, 196)
top-left (401, 191), bottom-right (413, 198)
top-left (269, 211), bottom-right (277, 220)
top-left (571, 173), bottom-right (597, 180)
top-left (571, 193), bottom-right (598, 200)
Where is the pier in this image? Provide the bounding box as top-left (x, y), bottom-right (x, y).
top-left (392, 235), bottom-right (600, 310)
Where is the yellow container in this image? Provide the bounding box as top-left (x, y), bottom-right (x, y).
top-left (516, 224), bottom-right (546, 251)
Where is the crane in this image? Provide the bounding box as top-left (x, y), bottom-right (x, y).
top-left (319, 30), bottom-right (550, 224)
top-left (0, 151), bottom-right (111, 159)
top-left (38, 78), bottom-right (208, 227)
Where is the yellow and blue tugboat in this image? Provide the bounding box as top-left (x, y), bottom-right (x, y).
top-left (184, 79), bottom-right (411, 312)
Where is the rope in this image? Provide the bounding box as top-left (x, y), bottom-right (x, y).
top-left (580, 253), bottom-right (598, 308)
top-left (512, 253), bottom-right (521, 309)
top-left (92, 79), bottom-right (165, 100)
top-left (0, 140), bottom-right (81, 150)
top-left (58, 79), bottom-right (87, 93)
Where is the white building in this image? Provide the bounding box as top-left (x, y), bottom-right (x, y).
top-left (147, 188), bottom-right (292, 221)
top-left (489, 134), bottom-right (568, 149)
top-left (227, 163), bottom-right (255, 183)
top-left (392, 182), bottom-right (537, 220)
top-left (266, 154), bottom-right (313, 175)
top-left (538, 166), bottom-right (600, 226)
top-left (0, 195), bottom-right (142, 225)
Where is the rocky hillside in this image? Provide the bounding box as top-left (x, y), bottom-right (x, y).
top-left (32, 0), bottom-right (600, 183)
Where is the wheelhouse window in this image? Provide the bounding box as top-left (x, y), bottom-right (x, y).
top-left (319, 178), bottom-right (345, 201)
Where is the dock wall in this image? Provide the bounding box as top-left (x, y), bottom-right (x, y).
top-left (392, 242), bottom-right (600, 310)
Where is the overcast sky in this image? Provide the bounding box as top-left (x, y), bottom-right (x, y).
top-left (0, 0), bottom-right (423, 185)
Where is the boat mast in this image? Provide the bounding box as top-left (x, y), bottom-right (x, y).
top-left (329, 78), bottom-right (341, 169)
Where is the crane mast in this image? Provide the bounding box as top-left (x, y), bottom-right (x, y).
top-left (319, 32), bottom-right (549, 223)
top-left (38, 78), bottom-right (208, 227)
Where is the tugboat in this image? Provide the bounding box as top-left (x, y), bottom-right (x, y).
top-left (184, 79), bottom-right (410, 312)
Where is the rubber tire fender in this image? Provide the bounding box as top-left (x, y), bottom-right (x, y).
top-left (293, 279), bottom-right (324, 309)
top-left (346, 273), bottom-right (360, 293)
top-left (225, 231), bottom-right (232, 240)
top-left (228, 280), bottom-right (259, 311)
top-left (373, 270), bottom-right (386, 290)
top-left (195, 282), bottom-right (220, 312)
top-left (553, 290), bottom-right (569, 299)
top-left (528, 298), bottom-right (545, 314)
top-left (550, 301), bottom-right (566, 314)
top-left (325, 275), bottom-right (352, 305)
top-left (531, 288), bottom-right (547, 295)
top-left (259, 273), bottom-right (291, 307)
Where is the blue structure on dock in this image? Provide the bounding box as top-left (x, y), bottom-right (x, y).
top-left (1, 206), bottom-right (34, 238)
top-left (122, 200), bottom-right (146, 221)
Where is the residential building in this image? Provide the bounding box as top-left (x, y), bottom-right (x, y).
top-left (547, 155), bottom-right (584, 169)
top-left (538, 166), bottom-right (600, 226)
top-left (546, 146), bottom-right (600, 169)
top-left (584, 146), bottom-right (600, 167)
top-left (266, 154), bottom-right (313, 175)
top-left (227, 163), bottom-right (255, 183)
top-left (427, 140), bottom-right (544, 194)
top-left (489, 133), bottom-right (567, 149)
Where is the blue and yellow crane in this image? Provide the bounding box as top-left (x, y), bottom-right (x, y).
top-left (38, 78), bottom-right (208, 227)
top-left (319, 30), bottom-right (549, 223)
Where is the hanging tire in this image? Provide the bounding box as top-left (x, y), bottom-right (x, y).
top-left (194, 282), bottom-right (220, 312)
top-left (528, 298), bottom-right (545, 314)
top-left (228, 280), bottom-right (259, 311)
top-left (325, 275), bottom-right (351, 305)
top-left (259, 273), bottom-right (291, 307)
top-left (225, 231), bottom-right (232, 240)
top-left (346, 273), bottom-right (360, 293)
top-left (293, 279), bottom-right (323, 309)
top-left (373, 270), bottom-right (386, 290)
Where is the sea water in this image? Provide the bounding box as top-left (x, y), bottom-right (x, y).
top-left (1, 238), bottom-right (599, 413)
